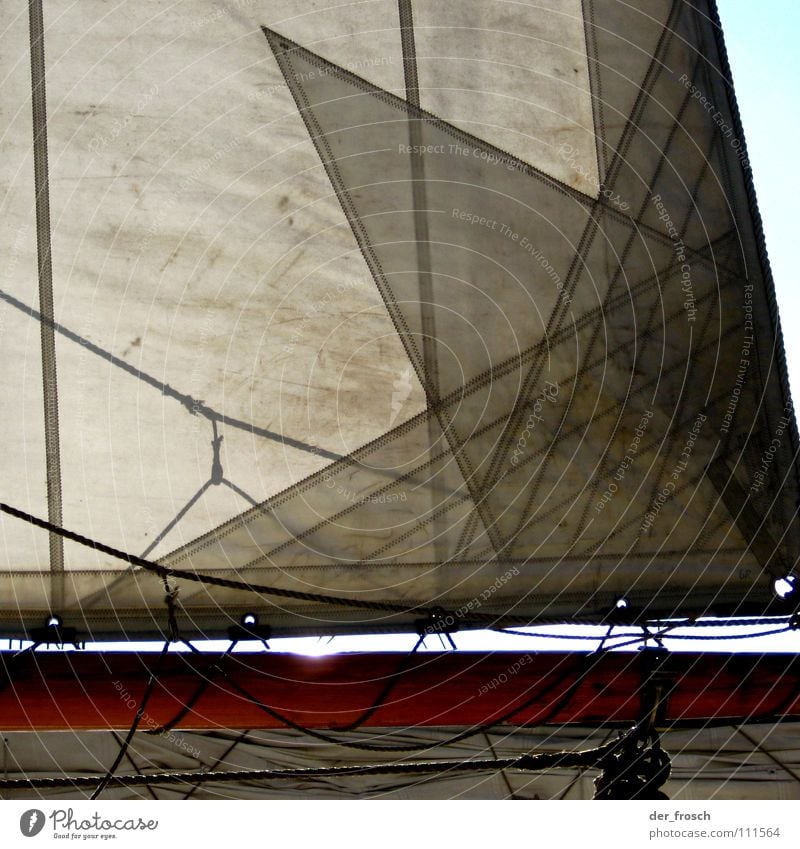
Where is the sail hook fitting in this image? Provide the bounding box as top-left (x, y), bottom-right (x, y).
top-left (29, 614), bottom-right (82, 650)
top-left (416, 607), bottom-right (458, 650)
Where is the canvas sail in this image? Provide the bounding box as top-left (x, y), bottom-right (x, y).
top-left (1, 0), bottom-right (797, 639)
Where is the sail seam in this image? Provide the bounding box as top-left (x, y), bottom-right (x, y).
top-left (28, 0), bottom-right (64, 611)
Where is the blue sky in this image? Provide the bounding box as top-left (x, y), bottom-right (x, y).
top-left (718, 0), bottom-right (800, 400)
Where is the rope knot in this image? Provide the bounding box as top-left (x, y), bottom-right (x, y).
top-left (163, 579), bottom-right (180, 643)
top-left (594, 729), bottom-right (671, 799)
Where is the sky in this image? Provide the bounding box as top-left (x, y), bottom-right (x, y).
top-left (5, 1), bottom-right (798, 658)
top-left (717, 0), bottom-right (800, 401)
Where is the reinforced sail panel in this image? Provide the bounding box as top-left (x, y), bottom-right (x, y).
top-left (1, 1), bottom-right (797, 638)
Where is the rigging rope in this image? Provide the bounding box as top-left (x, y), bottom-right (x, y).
top-left (163, 578), bottom-right (181, 644)
top-left (90, 641), bottom-right (170, 800)
top-left (179, 635), bottom-right (647, 753)
top-left (3, 503), bottom-right (791, 633)
top-left (181, 639), bottom-right (436, 753)
top-left (651, 627), bottom-right (793, 640)
top-left (0, 503), bottom-right (569, 626)
top-left (0, 502), bottom-right (427, 615)
top-left (500, 616), bottom-right (798, 639)
top-left (334, 633), bottom-right (426, 731)
top-left (178, 639), bottom-right (590, 753)
top-left (653, 616), bottom-right (796, 627)
top-left (0, 739), bottom-right (621, 790)
top-left (151, 632), bottom-right (428, 752)
top-left (593, 729), bottom-right (671, 800)
top-left (144, 641), bottom-right (237, 736)
top-left (0, 641), bottom-right (41, 696)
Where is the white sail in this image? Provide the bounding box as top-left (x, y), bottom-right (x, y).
top-left (1, 0), bottom-right (797, 640)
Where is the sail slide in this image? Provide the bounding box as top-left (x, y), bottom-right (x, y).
top-left (1, 0), bottom-right (798, 640)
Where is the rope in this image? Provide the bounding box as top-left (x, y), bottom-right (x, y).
top-left (333, 633), bottom-right (425, 731)
top-left (0, 502), bottom-right (427, 615)
top-left (653, 627), bottom-right (792, 640)
top-left (90, 642), bottom-right (169, 800)
top-left (591, 648), bottom-right (673, 799)
top-left (182, 640), bottom-right (603, 754)
top-left (0, 642), bottom-right (41, 695)
top-left (178, 641), bottom-right (586, 753)
top-left (649, 616), bottom-right (795, 628)
top-left (0, 740), bottom-right (619, 790)
top-left (596, 624), bottom-right (615, 652)
top-left (144, 641), bottom-right (237, 736)
top-left (501, 628), bottom-right (637, 640)
top-left (501, 617), bottom-right (797, 640)
top-left (181, 640), bottom-right (423, 752)
top-left (3, 503), bottom-right (792, 633)
top-left (100, 631), bottom-right (677, 759)
top-left (0, 501), bottom-right (683, 630)
top-left (163, 578), bottom-right (180, 643)
top-left (593, 729), bottom-right (671, 800)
